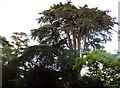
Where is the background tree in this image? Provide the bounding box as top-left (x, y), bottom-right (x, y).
top-left (1, 33), bottom-right (29, 88)
top-left (0, 36), bottom-right (19, 88)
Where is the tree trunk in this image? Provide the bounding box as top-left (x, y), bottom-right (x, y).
top-left (65, 29), bottom-right (72, 48)
top-left (72, 27), bottom-right (76, 54)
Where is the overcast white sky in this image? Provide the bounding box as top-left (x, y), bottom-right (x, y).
top-left (0, 0), bottom-right (119, 53)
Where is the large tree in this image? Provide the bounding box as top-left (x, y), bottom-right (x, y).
top-left (32, 2), bottom-right (117, 56)
top-left (18, 2), bottom-right (117, 88)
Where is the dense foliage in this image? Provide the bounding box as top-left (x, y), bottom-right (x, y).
top-left (74, 49), bottom-right (120, 87)
top-left (1, 1), bottom-right (119, 88)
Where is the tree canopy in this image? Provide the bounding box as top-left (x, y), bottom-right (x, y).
top-left (33, 2), bottom-right (117, 56)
